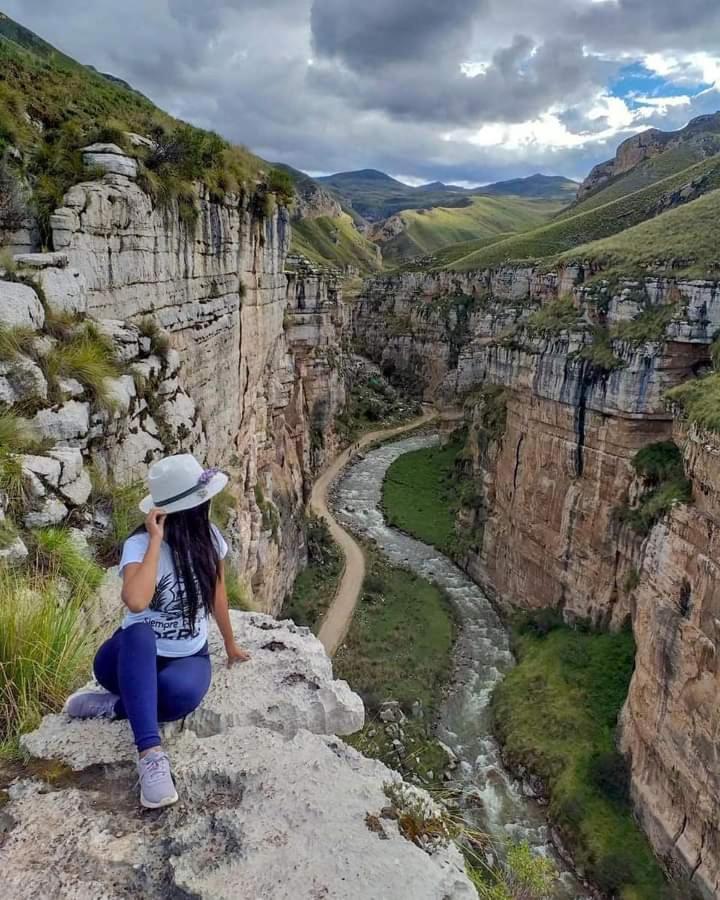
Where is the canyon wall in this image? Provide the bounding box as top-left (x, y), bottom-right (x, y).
top-left (353, 265), bottom-right (720, 897)
top-left (2, 151), bottom-right (348, 612)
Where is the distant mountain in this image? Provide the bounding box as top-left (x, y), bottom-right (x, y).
top-left (577, 113), bottom-right (720, 202)
top-left (315, 168), bottom-right (578, 221)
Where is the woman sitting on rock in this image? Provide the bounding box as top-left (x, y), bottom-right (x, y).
top-left (64, 453), bottom-right (251, 808)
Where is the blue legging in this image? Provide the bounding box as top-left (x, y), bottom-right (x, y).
top-left (93, 622), bottom-right (212, 752)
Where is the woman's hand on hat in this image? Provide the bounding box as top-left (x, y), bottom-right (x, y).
top-left (226, 641), bottom-right (251, 667)
top-left (146, 508), bottom-right (167, 542)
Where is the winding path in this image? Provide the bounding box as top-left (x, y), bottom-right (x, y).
top-left (313, 409), bottom-right (438, 655)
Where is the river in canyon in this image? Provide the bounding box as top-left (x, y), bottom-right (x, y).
top-left (330, 433), bottom-right (587, 899)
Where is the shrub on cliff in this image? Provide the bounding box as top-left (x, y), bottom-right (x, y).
top-left (616, 441), bottom-right (692, 535)
top-left (666, 371), bottom-right (720, 433)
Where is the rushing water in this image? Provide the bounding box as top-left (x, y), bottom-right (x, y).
top-left (331, 434), bottom-right (587, 899)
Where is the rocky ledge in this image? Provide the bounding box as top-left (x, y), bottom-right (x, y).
top-left (1, 612), bottom-right (475, 899)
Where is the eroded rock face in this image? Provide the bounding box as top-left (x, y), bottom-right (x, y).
top-left (42, 173), bottom-right (347, 611)
top-left (353, 263), bottom-right (720, 894)
top-left (5, 612), bottom-right (474, 900)
top-left (619, 424), bottom-right (720, 900)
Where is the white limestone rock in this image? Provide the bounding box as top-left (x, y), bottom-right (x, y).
top-left (46, 446), bottom-right (84, 486)
top-left (21, 454), bottom-right (62, 488)
top-left (94, 319), bottom-right (141, 363)
top-left (0, 280), bottom-right (45, 329)
top-left (81, 143), bottom-right (138, 178)
top-left (0, 534), bottom-right (29, 563)
top-left (57, 377), bottom-right (85, 399)
top-left (107, 428), bottom-right (163, 481)
top-left (22, 613), bottom-right (364, 770)
top-left (13, 252), bottom-right (69, 269)
top-left (104, 374), bottom-right (136, 415)
top-left (32, 401), bottom-right (90, 445)
top-left (58, 468), bottom-right (92, 507)
top-left (11, 610), bottom-right (474, 899)
top-left (35, 266), bottom-right (88, 315)
top-left (0, 356), bottom-right (48, 406)
top-left (23, 496), bottom-right (68, 528)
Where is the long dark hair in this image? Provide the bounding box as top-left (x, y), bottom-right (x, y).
top-left (136, 500), bottom-right (220, 632)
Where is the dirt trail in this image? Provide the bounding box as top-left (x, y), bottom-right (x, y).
top-left (313, 408), bottom-right (439, 656)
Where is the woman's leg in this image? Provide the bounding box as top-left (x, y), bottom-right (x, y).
top-left (156, 653), bottom-right (212, 722)
top-left (95, 622), bottom-right (162, 753)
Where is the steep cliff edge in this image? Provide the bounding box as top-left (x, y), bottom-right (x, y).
top-left (0, 611), bottom-right (475, 899)
top-left (0, 143), bottom-right (350, 621)
top-left (352, 262), bottom-right (720, 896)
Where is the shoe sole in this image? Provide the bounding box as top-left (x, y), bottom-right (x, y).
top-left (140, 788), bottom-right (179, 809)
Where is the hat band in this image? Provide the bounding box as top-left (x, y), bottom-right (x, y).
top-left (154, 468), bottom-right (221, 508)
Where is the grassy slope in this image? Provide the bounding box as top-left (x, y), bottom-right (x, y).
top-left (448, 153), bottom-right (720, 273)
top-left (558, 142), bottom-right (719, 220)
top-left (493, 624), bottom-right (672, 900)
top-left (382, 196), bottom-right (564, 263)
top-left (334, 547), bottom-right (456, 712)
top-left (551, 187), bottom-right (720, 279)
top-left (291, 212), bottom-right (382, 272)
top-left (382, 441), bottom-right (461, 554)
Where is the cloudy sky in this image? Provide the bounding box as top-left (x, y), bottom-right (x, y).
top-left (5, 0), bottom-right (720, 185)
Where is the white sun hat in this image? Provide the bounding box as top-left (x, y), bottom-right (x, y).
top-left (139, 454), bottom-right (228, 515)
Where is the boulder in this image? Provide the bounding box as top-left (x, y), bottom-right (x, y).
top-left (81, 143), bottom-right (138, 178)
top-left (21, 454), bottom-right (62, 488)
top-left (0, 535), bottom-right (28, 563)
top-left (10, 611), bottom-right (475, 900)
top-left (0, 357), bottom-right (47, 406)
top-left (57, 469), bottom-right (92, 507)
top-left (35, 266), bottom-right (88, 315)
top-left (23, 497), bottom-right (68, 528)
top-left (33, 401), bottom-right (90, 445)
top-left (48, 447), bottom-right (85, 485)
top-left (0, 281), bottom-right (45, 329)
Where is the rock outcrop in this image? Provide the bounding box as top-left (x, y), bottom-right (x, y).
top-left (352, 262), bottom-right (720, 896)
top-left (1, 612), bottom-right (475, 900)
top-left (2, 154), bottom-right (349, 611)
top-left (576, 112), bottom-right (720, 201)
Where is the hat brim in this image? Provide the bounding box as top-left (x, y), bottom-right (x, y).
top-left (139, 471), bottom-right (229, 515)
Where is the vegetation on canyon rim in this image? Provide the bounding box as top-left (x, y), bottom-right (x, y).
top-left (0, 18), bottom-right (293, 244)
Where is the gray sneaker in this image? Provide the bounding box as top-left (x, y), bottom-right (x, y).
top-left (137, 750), bottom-right (178, 809)
top-left (64, 689), bottom-right (119, 719)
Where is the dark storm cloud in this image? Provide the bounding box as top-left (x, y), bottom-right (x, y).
top-left (310, 34), bottom-right (614, 125)
top-left (1, 0), bottom-right (719, 187)
top-left (311, 0), bottom-right (484, 69)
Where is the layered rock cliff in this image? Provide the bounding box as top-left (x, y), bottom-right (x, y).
top-left (353, 265), bottom-right (720, 897)
top-left (1, 145), bottom-right (349, 611)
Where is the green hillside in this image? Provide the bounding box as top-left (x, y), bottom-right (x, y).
top-left (550, 187), bottom-right (720, 279)
top-left (557, 142), bottom-right (720, 220)
top-left (317, 168), bottom-right (577, 221)
top-left (381, 196), bottom-right (564, 264)
top-left (448, 153), bottom-right (720, 272)
top-left (291, 212), bottom-right (382, 272)
top-left (0, 12), bottom-right (275, 245)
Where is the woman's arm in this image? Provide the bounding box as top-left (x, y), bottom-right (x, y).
top-left (120, 510), bottom-right (166, 612)
top-left (213, 560), bottom-right (251, 665)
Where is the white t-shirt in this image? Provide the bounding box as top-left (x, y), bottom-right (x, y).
top-left (119, 525), bottom-right (228, 657)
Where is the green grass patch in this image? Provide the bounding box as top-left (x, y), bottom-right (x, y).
top-left (492, 617), bottom-right (672, 899)
top-left (88, 469), bottom-right (145, 565)
top-left (667, 371), bottom-right (720, 433)
top-left (382, 435), bottom-right (464, 556)
top-left (382, 196), bottom-right (563, 264)
top-left (616, 441), bottom-right (692, 535)
top-left (283, 516), bottom-right (342, 631)
top-left (526, 296), bottom-right (581, 335)
top-left (291, 212), bottom-right (382, 273)
top-left (448, 155), bottom-right (720, 275)
top-left (43, 323), bottom-right (120, 407)
top-left (334, 547), bottom-right (456, 713)
top-left (334, 546), bottom-right (457, 785)
top-left (611, 303), bottom-right (680, 343)
top-left (0, 564), bottom-right (95, 751)
top-left (30, 526), bottom-right (104, 603)
top-left (210, 487), bottom-right (236, 532)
